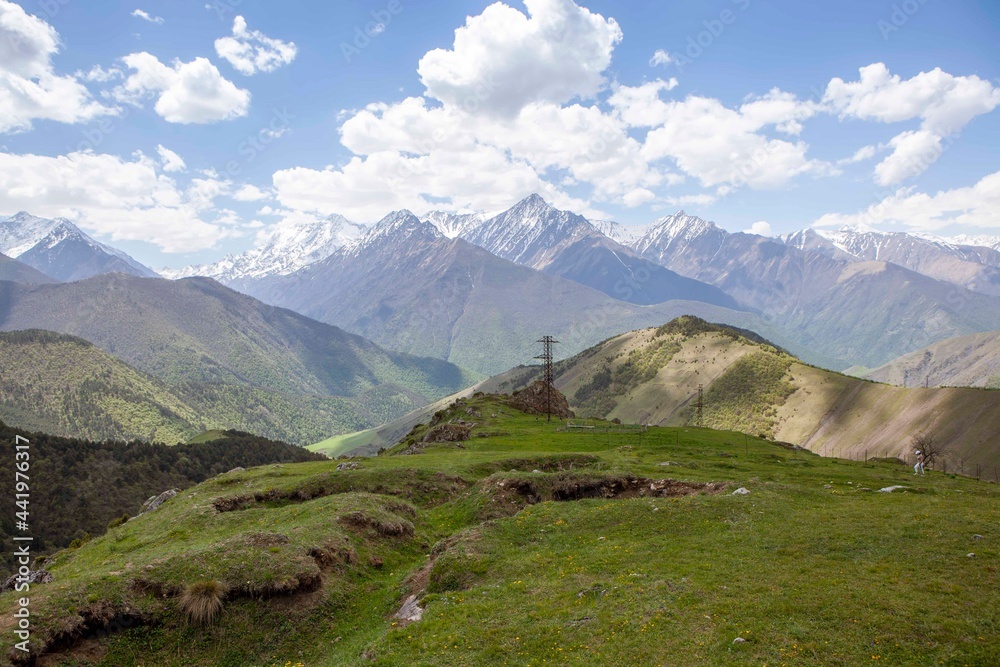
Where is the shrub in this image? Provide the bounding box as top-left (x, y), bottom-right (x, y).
top-left (180, 579), bottom-right (227, 625)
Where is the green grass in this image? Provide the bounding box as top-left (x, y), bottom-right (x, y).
top-left (308, 429), bottom-right (378, 458)
top-left (2, 394), bottom-right (997, 666)
top-left (187, 430), bottom-right (228, 444)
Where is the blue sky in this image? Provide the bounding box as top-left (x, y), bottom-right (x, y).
top-left (1, 0), bottom-right (998, 268)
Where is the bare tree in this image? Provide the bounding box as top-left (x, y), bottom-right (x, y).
top-left (911, 433), bottom-right (942, 468)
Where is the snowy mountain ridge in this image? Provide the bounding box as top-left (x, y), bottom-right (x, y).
top-left (0, 212), bottom-right (156, 280)
top-left (161, 214), bottom-right (368, 282)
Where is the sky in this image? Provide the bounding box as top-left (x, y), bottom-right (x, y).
top-left (1, 0), bottom-right (998, 269)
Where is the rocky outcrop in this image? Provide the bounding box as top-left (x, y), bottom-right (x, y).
top-left (509, 381), bottom-right (573, 418)
top-left (138, 489), bottom-right (179, 516)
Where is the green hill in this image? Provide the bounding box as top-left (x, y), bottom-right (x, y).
top-left (0, 420), bottom-right (325, 572)
top-left (465, 316), bottom-right (1000, 471)
top-left (0, 330), bottom-right (202, 443)
top-left (0, 274), bottom-right (479, 444)
top-left (321, 317), bottom-right (1000, 472)
top-left (0, 330), bottom-right (436, 445)
top-left (2, 394), bottom-right (996, 666)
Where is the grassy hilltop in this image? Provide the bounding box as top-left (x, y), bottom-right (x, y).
top-left (2, 393), bottom-right (997, 666)
top-left (313, 317), bottom-right (1000, 472)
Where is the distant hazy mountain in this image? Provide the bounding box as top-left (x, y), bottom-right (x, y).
top-left (0, 252), bottom-right (54, 285)
top-left (868, 330), bottom-right (1000, 389)
top-left (783, 225), bottom-right (1000, 296)
top-left (632, 213), bottom-right (1000, 368)
top-left (0, 274), bottom-right (474, 444)
top-left (249, 210), bottom-right (823, 376)
top-left (942, 234), bottom-right (1000, 253)
top-left (161, 213), bottom-right (367, 287)
top-left (0, 212), bottom-right (157, 281)
top-left (437, 194), bottom-right (739, 308)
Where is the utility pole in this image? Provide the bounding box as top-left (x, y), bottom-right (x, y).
top-left (535, 336), bottom-right (559, 421)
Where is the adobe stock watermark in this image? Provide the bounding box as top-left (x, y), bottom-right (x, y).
top-left (660, 0), bottom-right (752, 73)
top-left (222, 107), bottom-right (294, 178)
top-left (66, 106), bottom-right (133, 154)
top-left (341, 0), bottom-right (405, 63)
top-left (36, 0), bottom-right (72, 19)
top-left (205, 0), bottom-right (244, 21)
top-left (877, 0), bottom-right (932, 40)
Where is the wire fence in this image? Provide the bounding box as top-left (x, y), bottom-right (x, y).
top-left (832, 448), bottom-right (1000, 483)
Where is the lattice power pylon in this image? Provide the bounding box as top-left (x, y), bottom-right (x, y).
top-left (535, 335), bottom-right (559, 421)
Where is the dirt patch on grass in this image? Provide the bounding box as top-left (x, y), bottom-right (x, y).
top-left (481, 472), bottom-right (725, 517)
top-left (338, 511), bottom-right (414, 539)
top-left (212, 470), bottom-right (468, 513)
top-left (308, 539), bottom-right (357, 569)
top-left (10, 601), bottom-right (152, 667)
top-left (471, 455), bottom-right (602, 476)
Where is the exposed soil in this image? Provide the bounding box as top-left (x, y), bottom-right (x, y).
top-left (481, 472), bottom-right (726, 517)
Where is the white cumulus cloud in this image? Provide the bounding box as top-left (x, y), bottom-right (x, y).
top-left (156, 144), bottom-right (186, 172)
top-left (215, 16), bottom-right (297, 76)
top-left (873, 130), bottom-right (942, 187)
top-left (745, 221), bottom-right (773, 236)
top-left (0, 150), bottom-right (243, 252)
top-left (131, 9), bottom-right (164, 25)
top-left (417, 0), bottom-right (622, 117)
top-left (814, 171), bottom-right (1000, 234)
top-left (649, 50), bottom-right (673, 68)
top-left (0, 0), bottom-right (115, 133)
top-left (113, 52), bottom-right (251, 123)
top-left (233, 184), bottom-right (271, 201)
top-left (640, 94), bottom-right (831, 190)
top-left (825, 63), bottom-right (1000, 185)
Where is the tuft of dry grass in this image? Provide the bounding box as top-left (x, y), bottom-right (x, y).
top-left (179, 580), bottom-right (227, 625)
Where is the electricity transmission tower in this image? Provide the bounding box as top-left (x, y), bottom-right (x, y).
top-left (535, 335), bottom-right (559, 421)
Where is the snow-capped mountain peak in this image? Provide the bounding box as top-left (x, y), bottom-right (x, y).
top-left (348, 210), bottom-right (442, 256)
top-left (161, 213), bottom-right (368, 282)
top-left (591, 220), bottom-right (649, 247)
top-left (0, 211), bottom-right (64, 257)
top-left (939, 234), bottom-right (1000, 252)
top-left (637, 211), bottom-right (722, 247)
top-left (421, 211), bottom-right (487, 239)
top-left (460, 194), bottom-right (596, 266)
top-left (0, 211), bottom-right (157, 280)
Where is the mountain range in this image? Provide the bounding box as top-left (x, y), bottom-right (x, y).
top-left (241, 209), bottom-right (815, 376)
top-left (0, 212), bottom-right (156, 282)
top-left (783, 225), bottom-right (1000, 296)
top-left (7, 196), bottom-right (1000, 388)
top-left (421, 194), bottom-right (738, 308)
top-left (632, 213), bottom-right (1000, 368)
top-left (0, 251), bottom-right (53, 284)
top-left (134, 194), bottom-right (1000, 374)
top-left (159, 213), bottom-right (368, 291)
